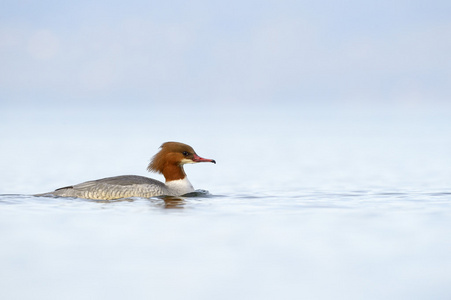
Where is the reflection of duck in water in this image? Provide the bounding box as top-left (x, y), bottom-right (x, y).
top-left (37, 142), bottom-right (216, 200)
top-left (162, 196), bottom-right (186, 209)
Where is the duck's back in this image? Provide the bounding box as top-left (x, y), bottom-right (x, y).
top-left (39, 175), bottom-right (168, 200)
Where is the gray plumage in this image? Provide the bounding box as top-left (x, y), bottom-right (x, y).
top-left (36, 175), bottom-right (170, 200)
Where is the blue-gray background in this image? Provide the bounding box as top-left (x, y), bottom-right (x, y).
top-left (1, 0), bottom-right (450, 110)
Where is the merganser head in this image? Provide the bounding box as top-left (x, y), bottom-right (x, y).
top-left (147, 142), bottom-right (216, 180)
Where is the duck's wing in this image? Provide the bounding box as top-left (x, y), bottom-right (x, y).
top-left (38, 175), bottom-right (168, 200)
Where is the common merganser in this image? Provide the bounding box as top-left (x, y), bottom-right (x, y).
top-left (36, 142), bottom-right (216, 200)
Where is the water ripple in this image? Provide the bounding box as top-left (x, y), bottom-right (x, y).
top-left (1, 188), bottom-right (450, 214)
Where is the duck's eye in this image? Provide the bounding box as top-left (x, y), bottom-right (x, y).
top-left (182, 151), bottom-right (189, 156)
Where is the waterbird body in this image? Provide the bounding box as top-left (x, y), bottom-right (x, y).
top-left (36, 142), bottom-right (216, 200)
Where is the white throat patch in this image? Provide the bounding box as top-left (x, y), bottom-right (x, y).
top-left (180, 158), bottom-right (195, 165)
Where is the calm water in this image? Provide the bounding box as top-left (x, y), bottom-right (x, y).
top-left (1, 108), bottom-right (451, 299)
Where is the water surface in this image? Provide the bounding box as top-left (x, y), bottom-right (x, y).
top-left (1, 108), bottom-right (451, 300)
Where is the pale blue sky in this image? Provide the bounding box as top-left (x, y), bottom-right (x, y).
top-left (1, 0), bottom-right (450, 111)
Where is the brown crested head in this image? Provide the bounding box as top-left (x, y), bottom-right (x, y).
top-left (147, 142), bottom-right (216, 177)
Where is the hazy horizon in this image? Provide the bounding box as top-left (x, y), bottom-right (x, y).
top-left (1, 0), bottom-right (451, 111)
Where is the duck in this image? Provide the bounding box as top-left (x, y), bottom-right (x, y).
top-left (36, 142), bottom-right (216, 200)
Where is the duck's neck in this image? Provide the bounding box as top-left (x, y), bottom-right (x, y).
top-left (161, 164), bottom-right (195, 195)
top-left (162, 164), bottom-right (186, 182)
